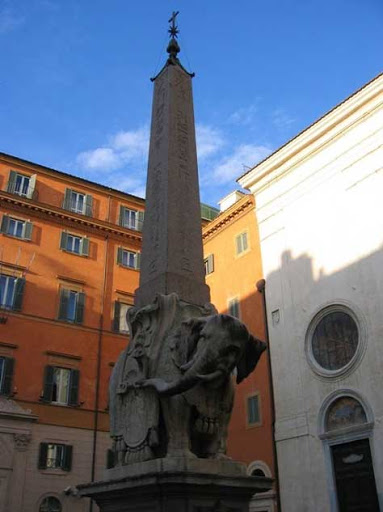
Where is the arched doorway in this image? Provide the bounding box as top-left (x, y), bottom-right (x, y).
top-left (320, 392), bottom-right (379, 511)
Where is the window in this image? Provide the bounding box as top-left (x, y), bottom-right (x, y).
top-left (119, 206), bottom-right (144, 231)
top-left (235, 231), bottom-right (249, 255)
top-left (0, 356), bottom-right (14, 395)
top-left (63, 188), bottom-right (93, 216)
top-left (0, 274), bottom-right (25, 311)
top-left (1, 215), bottom-right (33, 240)
top-left (58, 288), bottom-right (85, 323)
top-left (59, 232), bottom-right (89, 256)
top-left (117, 247), bottom-right (140, 270)
top-left (204, 254), bottom-right (214, 275)
top-left (38, 443), bottom-right (72, 471)
top-left (228, 297), bottom-right (240, 318)
top-left (7, 170), bottom-right (36, 199)
top-left (312, 311), bottom-right (358, 371)
top-left (39, 497), bottom-right (62, 512)
top-left (113, 301), bottom-right (131, 333)
top-left (41, 365), bottom-right (79, 406)
top-left (247, 394), bottom-right (261, 426)
top-left (306, 304), bottom-right (364, 377)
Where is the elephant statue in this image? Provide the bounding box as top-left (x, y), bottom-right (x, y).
top-left (109, 293), bottom-right (266, 465)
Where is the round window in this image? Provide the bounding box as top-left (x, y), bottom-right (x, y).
top-left (39, 497), bottom-right (62, 512)
top-left (311, 310), bottom-right (358, 371)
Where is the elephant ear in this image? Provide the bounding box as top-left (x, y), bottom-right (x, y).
top-left (236, 335), bottom-right (267, 384)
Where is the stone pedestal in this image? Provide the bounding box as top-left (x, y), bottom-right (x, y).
top-left (77, 457), bottom-right (272, 512)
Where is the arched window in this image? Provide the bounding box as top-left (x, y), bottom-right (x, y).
top-left (325, 396), bottom-right (367, 432)
top-left (39, 496), bottom-right (62, 512)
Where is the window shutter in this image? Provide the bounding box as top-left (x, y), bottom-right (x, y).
top-left (75, 292), bottom-right (85, 324)
top-left (113, 301), bottom-right (121, 331)
top-left (2, 357), bottom-right (15, 395)
top-left (7, 170), bottom-right (17, 193)
top-left (60, 231), bottom-right (68, 250)
top-left (38, 442), bottom-right (48, 469)
top-left (27, 174), bottom-right (37, 199)
top-left (243, 233), bottom-right (248, 251)
top-left (13, 277), bottom-right (26, 311)
top-left (81, 237), bottom-right (89, 256)
top-left (42, 365), bottom-right (54, 402)
top-left (85, 194), bottom-right (93, 216)
top-left (208, 254), bottom-right (214, 273)
top-left (63, 189), bottom-right (72, 210)
top-left (68, 370), bottom-right (79, 406)
top-left (23, 221), bottom-right (33, 240)
top-left (117, 247), bottom-right (123, 265)
top-left (58, 288), bottom-right (70, 320)
top-left (0, 215), bottom-right (9, 234)
top-left (106, 449), bottom-right (115, 469)
top-left (119, 206), bottom-right (125, 227)
top-left (236, 235), bottom-right (242, 254)
top-left (137, 211), bottom-right (145, 231)
top-left (135, 252), bottom-right (141, 270)
top-left (62, 445), bottom-right (73, 471)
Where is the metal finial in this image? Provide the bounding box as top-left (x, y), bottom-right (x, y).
top-left (168, 11), bottom-right (179, 38)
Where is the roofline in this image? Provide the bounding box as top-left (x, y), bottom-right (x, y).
top-left (0, 152), bottom-right (145, 204)
top-left (237, 72), bottom-right (383, 188)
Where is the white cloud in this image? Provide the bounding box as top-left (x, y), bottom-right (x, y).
top-left (212, 144), bottom-right (272, 183)
top-left (228, 104), bottom-right (258, 126)
top-left (196, 124), bottom-right (225, 160)
top-left (272, 109), bottom-right (295, 129)
top-left (77, 147), bottom-right (122, 171)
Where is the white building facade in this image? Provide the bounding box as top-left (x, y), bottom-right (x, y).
top-left (239, 74), bottom-right (383, 511)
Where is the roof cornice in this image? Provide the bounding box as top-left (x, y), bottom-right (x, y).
top-left (202, 194), bottom-right (254, 241)
top-left (238, 73), bottom-right (383, 193)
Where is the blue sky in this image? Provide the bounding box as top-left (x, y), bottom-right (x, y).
top-left (1, 0), bottom-right (382, 206)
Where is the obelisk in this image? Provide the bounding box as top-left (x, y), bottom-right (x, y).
top-left (135, 12), bottom-right (210, 308)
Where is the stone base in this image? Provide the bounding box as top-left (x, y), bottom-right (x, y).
top-left (77, 457), bottom-right (272, 512)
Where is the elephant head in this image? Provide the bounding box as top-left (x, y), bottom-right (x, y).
top-left (142, 314), bottom-right (266, 396)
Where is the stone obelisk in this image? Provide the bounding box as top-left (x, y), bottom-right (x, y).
top-left (135, 14), bottom-right (210, 308)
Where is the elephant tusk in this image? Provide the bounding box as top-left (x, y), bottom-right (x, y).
top-left (196, 370), bottom-right (223, 382)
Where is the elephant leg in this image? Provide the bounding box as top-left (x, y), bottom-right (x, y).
top-left (161, 395), bottom-right (195, 458)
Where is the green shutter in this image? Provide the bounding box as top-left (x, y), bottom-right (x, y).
top-left (58, 288), bottom-right (70, 320)
top-left (63, 189), bottom-right (72, 210)
top-left (119, 206), bottom-right (125, 227)
top-left (23, 221), bottom-right (33, 240)
top-left (81, 237), bottom-right (89, 256)
top-left (117, 247), bottom-right (123, 264)
top-left (42, 366), bottom-right (54, 402)
top-left (135, 252), bottom-right (141, 270)
top-left (38, 442), bottom-right (48, 469)
top-left (62, 445), bottom-right (73, 471)
top-left (2, 357), bottom-right (15, 395)
top-left (113, 301), bottom-right (121, 332)
top-left (27, 174), bottom-right (37, 199)
top-left (137, 211), bottom-right (145, 231)
top-left (0, 215), bottom-right (9, 234)
top-left (85, 194), bottom-right (93, 216)
top-left (75, 292), bottom-right (85, 324)
top-left (243, 233), bottom-right (248, 251)
top-left (68, 370), bottom-right (79, 406)
top-left (7, 171), bottom-right (17, 193)
top-left (209, 254), bottom-right (214, 273)
top-left (60, 231), bottom-right (68, 250)
top-left (236, 235), bottom-right (242, 254)
top-left (13, 278), bottom-right (25, 311)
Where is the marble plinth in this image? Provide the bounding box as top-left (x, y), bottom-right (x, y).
top-left (77, 457), bottom-right (272, 512)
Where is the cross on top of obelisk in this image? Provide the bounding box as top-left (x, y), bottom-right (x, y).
top-left (168, 11), bottom-right (179, 38)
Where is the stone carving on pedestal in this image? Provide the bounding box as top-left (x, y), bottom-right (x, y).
top-left (110, 293), bottom-right (266, 465)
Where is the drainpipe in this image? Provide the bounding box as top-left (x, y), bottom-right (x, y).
top-left (256, 278), bottom-right (282, 512)
top-left (89, 233), bottom-right (109, 512)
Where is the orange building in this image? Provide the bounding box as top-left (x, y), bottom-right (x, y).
top-left (202, 190), bottom-right (277, 512)
top-left (0, 152), bottom-right (144, 512)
